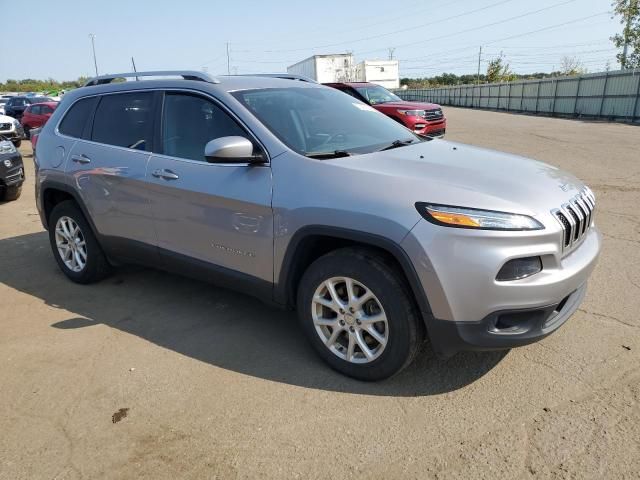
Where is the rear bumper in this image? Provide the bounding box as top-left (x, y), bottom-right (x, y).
top-left (426, 282), bottom-right (587, 357)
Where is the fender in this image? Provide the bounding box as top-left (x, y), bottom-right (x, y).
top-left (39, 179), bottom-right (101, 239)
top-left (275, 225), bottom-right (433, 320)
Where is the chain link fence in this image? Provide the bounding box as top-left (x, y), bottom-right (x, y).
top-left (396, 69), bottom-right (640, 123)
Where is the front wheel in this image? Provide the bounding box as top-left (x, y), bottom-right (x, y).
top-left (48, 201), bottom-right (111, 283)
top-left (12, 140), bottom-right (21, 148)
top-left (297, 248), bottom-right (423, 381)
top-left (1, 185), bottom-right (22, 201)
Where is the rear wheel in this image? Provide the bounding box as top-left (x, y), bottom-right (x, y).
top-left (23, 126), bottom-right (31, 139)
top-left (48, 201), bottom-right (111, 283)
top-left (297, 248), bottom-right (423, 381)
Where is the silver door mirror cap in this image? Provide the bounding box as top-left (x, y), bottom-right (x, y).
top-left (204, 136), bottom-right (265, 164)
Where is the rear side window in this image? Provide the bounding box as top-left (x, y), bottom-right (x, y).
top-left (59, 97), bottom-right (98, 138)
top-left (92, 92), bottom-right (154, 151)
top-left (41, 105), bottom-right (54, 114)
top-left (30, 105), bottom-right (41, 115)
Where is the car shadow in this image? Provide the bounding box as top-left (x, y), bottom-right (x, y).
top-left (0, 232), bottom-right (507, 396)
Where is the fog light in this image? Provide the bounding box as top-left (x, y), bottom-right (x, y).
top-left (496, 256), bottom-right (542, 281)
top-left (3, 159), bottom-right (12, 168)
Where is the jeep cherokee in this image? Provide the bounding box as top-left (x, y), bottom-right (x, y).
top-left (34, 71), bottom-right (601, 381)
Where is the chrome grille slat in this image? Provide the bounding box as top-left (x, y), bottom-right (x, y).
top-left (553, 188), bottom-right (595, 254)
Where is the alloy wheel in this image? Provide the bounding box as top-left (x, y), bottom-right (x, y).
top-left (311, 276), bottom-right (389, 364)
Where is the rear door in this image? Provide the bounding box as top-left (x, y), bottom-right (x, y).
top-left (146, 90), bottom-right (273, 284)
top-left (63, 91), bottom-right (159, 257)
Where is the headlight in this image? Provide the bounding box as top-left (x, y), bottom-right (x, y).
top-left (398, 109), bottom-right (425, 117)
top-left (0, 141), bottom-right (16, 155)
top-left (12, 119), bottom-right (20, 128)
top-left (415, 203), bottom-right (544, 230)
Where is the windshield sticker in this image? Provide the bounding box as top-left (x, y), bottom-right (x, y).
top-left (353, 103), bottom-right (376, 112)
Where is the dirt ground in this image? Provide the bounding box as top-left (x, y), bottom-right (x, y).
top-left (1, 108), bottom-right (639, 479)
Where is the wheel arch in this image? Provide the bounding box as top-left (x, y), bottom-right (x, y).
top-left (41, 181), bottom-right (100, 239)
top-left (275, 226), bottom-right (433, 320)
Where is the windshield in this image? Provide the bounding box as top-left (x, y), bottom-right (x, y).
top-left (354, 85), bottom-right (402, 105)
top-left (232, 87), bottom-right (418, 156)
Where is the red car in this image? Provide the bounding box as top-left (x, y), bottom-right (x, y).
top-left (20, 101), bottom-right (58, 138)
top-left (324, 82), bottom-right (446, 137)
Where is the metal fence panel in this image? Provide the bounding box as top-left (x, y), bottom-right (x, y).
top-left (395, 69), bottom-right (640, 123)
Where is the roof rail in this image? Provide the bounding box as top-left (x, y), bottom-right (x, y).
top-left (236, 73), bottom-right (318, 84)
top-left (84, 70), bottom-right (220, 87)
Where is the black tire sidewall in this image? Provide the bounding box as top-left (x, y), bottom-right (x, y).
top-left (298, 251), bottom-right (418, 381)
top-left (2, 185), bottom-right (22, 201)
top-left (48, 201), bottom-right (106, 284)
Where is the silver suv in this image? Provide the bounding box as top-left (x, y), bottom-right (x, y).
top-left (34, 71), bottom-right (601, 380)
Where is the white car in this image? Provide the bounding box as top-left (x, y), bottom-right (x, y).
top-left (0, 114), bottom-right (25, 147)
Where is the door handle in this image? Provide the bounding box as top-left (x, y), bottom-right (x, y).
top-left (152, 169), bottom-right (179, 180)
top-left (71, 154), bottom-right (91, 164)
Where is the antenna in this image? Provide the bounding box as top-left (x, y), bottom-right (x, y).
top-left (131, 57), bottom-right (139, 81)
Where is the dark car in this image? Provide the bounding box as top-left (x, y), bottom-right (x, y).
top-left (4, 96), bottom-right (53, 121)
top-left (0, 135), bottom-right (24, 201)
top-left (324, 82), bottom-right (446, 137)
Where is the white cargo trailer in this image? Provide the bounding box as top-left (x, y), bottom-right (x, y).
top-left (287, 54), bottom-right (356, 83)
top-left (354, 60), bottom-right (399, 89)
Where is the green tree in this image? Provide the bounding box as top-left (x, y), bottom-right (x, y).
top-left (611, 0), bottom-right (640, 68)
top-left (486, 55), bottom-right (514, 83)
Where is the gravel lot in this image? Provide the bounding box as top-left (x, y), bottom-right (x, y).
top-left (1, 108), bottom-right (639, 479)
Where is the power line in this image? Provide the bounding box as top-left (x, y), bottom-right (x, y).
top-left (356, 0), bottom-right (582, 56)
top-left (245, 0), bottom-right (520, 53)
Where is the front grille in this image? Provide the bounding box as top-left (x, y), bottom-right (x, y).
top-left (422, 109), bottom-right (443, 121)
top-left (0, 123), bottom-right (12, 131)
top-left (552, 187), bottom-right (596, 253)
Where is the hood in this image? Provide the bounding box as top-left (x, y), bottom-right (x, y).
top-left (0, 114), bottom-right (17, 123)
top-left (374, 101), bottom-right (441, 111)
top-left (329, 139), bottom-right (586, 218)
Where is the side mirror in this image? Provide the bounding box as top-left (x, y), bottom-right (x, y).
top-left (204, 136), bottom-right (266, 164)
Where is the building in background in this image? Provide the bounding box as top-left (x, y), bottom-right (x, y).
top-left (287, 54), bottom-right (399, 88)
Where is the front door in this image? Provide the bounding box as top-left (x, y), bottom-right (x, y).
top-left (146, 91), bottom-right (273, 285)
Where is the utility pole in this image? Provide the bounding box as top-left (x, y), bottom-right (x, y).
top-left (89, 33), bottom-right (98, 76)
top-left (388, 47), bottom-right (396, 60)
top-left (477, 46), bottom-right (482, 84)
top-left (226, 42), bottom-right (231, 75)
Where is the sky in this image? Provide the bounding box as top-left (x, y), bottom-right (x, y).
top-left (0, 0), bottom-right (623, 82)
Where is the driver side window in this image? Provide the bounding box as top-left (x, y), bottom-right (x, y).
top-left (162, 93), bottom-right (247, 162)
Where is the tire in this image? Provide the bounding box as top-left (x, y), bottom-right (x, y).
top-left (12, 140), bottom-right (21, 148)
top-left (48, 200), bottom-right (111, 284)
top-left (23, 126), bottom-right (30, 140)
top-left (2, 185), bottom-right (22, 201)
top-left (297, 248), bottom-right (423, 381)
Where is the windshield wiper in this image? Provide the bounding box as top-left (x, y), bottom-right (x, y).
top-left (378, 139), bottom-right (416, 152)
top-left (305, 150), bottom-right (352, 159)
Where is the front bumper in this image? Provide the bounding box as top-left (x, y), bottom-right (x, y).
top-left (402, 218), bottom-right (601, 355)
top-left (0, 125), bottom-right (25, 141)
top-left (0, 152), bottom-right (25, 187)
top-left (426, 283), bottom-right (586, 357)
top-left (406, 117), bottom-right (446, 137)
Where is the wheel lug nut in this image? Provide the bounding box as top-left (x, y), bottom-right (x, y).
top-left (356, 319), bottom-right (361, 325)
top-left (339, 320), bottom-right (345, 326)
top-left (349, 326), bottom-right (355, 332)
